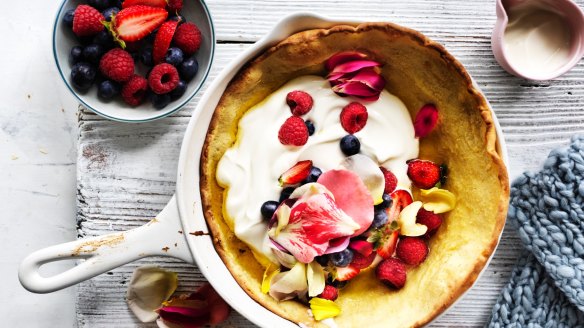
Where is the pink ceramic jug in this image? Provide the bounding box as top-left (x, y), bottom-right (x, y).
top-left (492, 0), bottom-right (584, 80)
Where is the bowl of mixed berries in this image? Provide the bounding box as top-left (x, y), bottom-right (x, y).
top-left (54, 0), bottom-right (215, 122)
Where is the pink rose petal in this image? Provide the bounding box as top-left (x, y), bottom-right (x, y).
top-left (271, 192), bottom-right (360, 263)
top-left (157, 306), bottom-right (210, 328)
top-left (329, 60), bottom-right (381, 76)
top-left (332, 81), bottom-right (380, 100)
top-left (414, 104), bottom-right (439, 138)
top-left (323, 236), bottom-right (351, 254)
top-left (350, 67), bottom-right (386, 91)
top-left (325, 51), bottom-right (368, 71)
top-left (318, 170), bottom-right (374, 236)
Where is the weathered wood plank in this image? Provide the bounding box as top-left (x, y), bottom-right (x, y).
top-left (77, 0), bottom-right (584, 325)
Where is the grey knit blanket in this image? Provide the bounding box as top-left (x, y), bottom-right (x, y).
top-left (489, 136), bottom-right (584, 328)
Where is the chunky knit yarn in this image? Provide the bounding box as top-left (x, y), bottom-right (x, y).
top-left (489, 136), bottom-right (584, 327)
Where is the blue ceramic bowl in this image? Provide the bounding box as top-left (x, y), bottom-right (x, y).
top-left (53, 0), bottom-right (215, 122)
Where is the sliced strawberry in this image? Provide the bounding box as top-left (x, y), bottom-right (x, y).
top-left (387, 189), bottom-right (413, 223)
top-left (350, 251), bottom-right (376, 269)
top-left (335, 265), bottom-right (360, 281)
top-left (348, 239), bottom-right (373, 256)
top-left (407, 159), bottom-right (441, 189)
top-left (375, 229), bottom-right (399, 259)
top-left (153, 20), bottom-right (179, 64)
top-left (109, 5), bottom-right (168, 44)
top-left (278, 160), bottom-right (312, 186)
top-left (122, 0), bottom-right (167, 8)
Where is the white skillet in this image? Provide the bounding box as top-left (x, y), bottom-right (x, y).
top-left (19, 13), bottom-right (509, 327)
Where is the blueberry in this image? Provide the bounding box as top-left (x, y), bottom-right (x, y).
top-left (371, 208), bottom-right (389, 229)
top-left (88, 0), bottom-right (111, 10)
top-left (82, 44), bottom-right (104, 65)
top-left (279, 187), bottom-right (295, 202)
top-left (140, 47), bottom-right (153, 66)
top-left (92, 30), bottom-right (114, 49)
top-left (62, 8), bottom-right (75, 28)
top-left (112, 0), bottom-right (122, 8)
top-left (70, 62), bottom-right (96, 91)
top-left (315, 255), bottom-right (330, 267)
top-left (69, 46), bottom-right (84, 65)
top-left (97, 80), bottom-right (120, 100)
top-left (179, 57), bottom-right (199, 81)
top-left (149, 93), bottom-right (172, 109)
top-left (165, 47), bottom-right (184, 66)
top-left (374, 193), bottom-right (392, 211)
top-left (302, 166), bottom-right (322, 184)
top-left (305, 120), bottom-right (315, 136)
top-left (330, 249), bottom-right (354, 268)
top-left (169, 80), bottom-right (187, 100)
top-left (340, 135), bottom-right (360, 156)
top-left (101, 7), bottom-right (119, 22)
top-left (260, 200), bottom-right (279, 220)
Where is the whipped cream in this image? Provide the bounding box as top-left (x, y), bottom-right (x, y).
top-left (216, 75), bottom-right (419, 263)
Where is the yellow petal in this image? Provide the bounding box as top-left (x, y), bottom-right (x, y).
top-left (420, 187), bottom-right (456, 214)
top-left (398, 201), bottom-right (427, 237)
top-left (309, 297), bottom-right (341, 321)
top-left (261, 264), bottom-right (280, 294)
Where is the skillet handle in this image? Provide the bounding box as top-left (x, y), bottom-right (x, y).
top-left (19, 195), bottom-right (192, 293)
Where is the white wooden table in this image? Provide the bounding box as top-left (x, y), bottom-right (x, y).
top-left (74, 0), bottom-right (584, 327)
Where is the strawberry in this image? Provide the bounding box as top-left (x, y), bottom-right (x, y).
top-left (122, 0), bottom-right (167, 8)
top-left (350, 251), bottom-right (376, 269)
top-left (168, 0), bottom-right (183, 12)
top-left (335, 265), bottom-right (360, 281)
top-left (387, 189), bottom-right (413, 223)
top-left (376, 257), bottom-right (406, 289)
top-left (396, 237), bottom-right (428, 266)
top-left (340, 102), bottom-right (368, 134)
top-left (373, 229), bottom-right (399, 259)
top-left (278, 160), bottom-right (312, 186)
top-left (278, 116), bottom-right (309, 146)
top-left (407, 159), bottom-right (441, 189)
top-left (349, 239), bottom-right (373, 256)
top-left (379, 167), bottom-right (397, 194)
top-left (317, 285), bottom-right (338, 301)
top-left (73, 5), bottom-right (105, 37)
top-left (107, 6), bottom-right (168, 46)
top-left (153, 20), bottom-right (179, 64)
top-left (416, 208), bottom-right (442, 237)
top-left (286, 91), bottom-right (313, 116)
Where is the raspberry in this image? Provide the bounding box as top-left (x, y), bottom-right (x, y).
top-left (148, 63), bottom-right (180, 94)
top-left (396, 237), bottom-right (428, 266)
top-left (416, 208), bottom-right (442, 237)
top-left (380, 167), bottom-right (398, 194)
top-left (278, 116), bottom-right (309, 146)
top-left (99, 49), bottom-right (135, 82)
top-left (173, 22), bottom-right (202, 56)
top-left (167, 0), bottom-right (183, 11)
top-left (73, 5), bottom-right (104, 37)
top-left (376, 257), bottom-right (406, 289)
top-left (121, 75), bottom-right (148, 106)
top-left (407, 159), bottom-right (441, 189)
top-left (317, 285), bottom-right (338, 301)
top-left (350, 252), bottom-right (376, 269)
top-left (340, 102), bottom-right (368, 134)
top-left (286, 90), bottom-right (313, 116)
